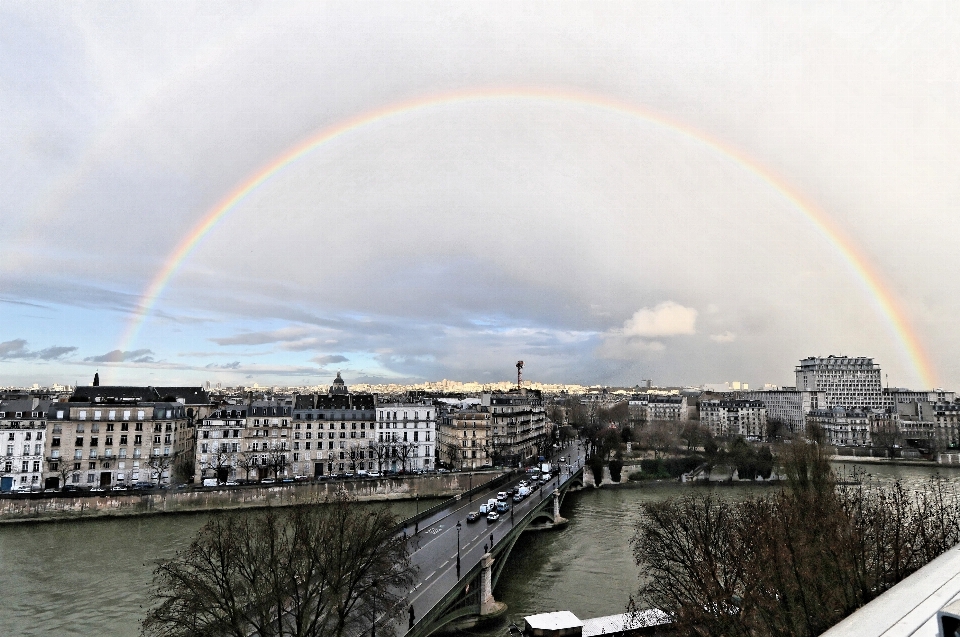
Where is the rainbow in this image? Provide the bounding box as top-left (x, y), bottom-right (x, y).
top-left (115, 87), bottom-right (937, 387)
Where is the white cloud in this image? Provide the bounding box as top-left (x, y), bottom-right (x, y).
top-left (621, 302), bottom-right (698, 338)
top-left (710, 331), bottom-right (736, 343)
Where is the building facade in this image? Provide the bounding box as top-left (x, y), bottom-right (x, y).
top-left (796, 356), bottom-right (889, 410)
top-left (438, 410), bottom-right (492, 470)
top-left (375, 402), bottom-right (437, 472)
top-left (47, 400), bottom-right (191, 488)
top-left (742, 388), bottom-right (825, 435)
top-left (292, 373), bottom-right (377, 476)
top-left (699, 399), bottom-right (767, 439)
top-left (0, 398), bottom-right (50, 491)
top-left (481, 389), bottom-right (547, 466)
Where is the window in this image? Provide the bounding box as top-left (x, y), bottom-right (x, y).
top-left (105, 436), bottom-right (113, 446)
top-left (134, 435), bottom-right (142, 445)
top-left (121, 422), bottom-right (129, 432)
top-left (78, 410), bottom-right (87, 420)
top-left (135, 422), bottom-right (143, 432)
top-left (120, 435), bottom-right (127, 445)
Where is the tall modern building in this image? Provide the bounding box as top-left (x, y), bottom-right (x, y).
top-left (795, 356), bottom-right (889, 410)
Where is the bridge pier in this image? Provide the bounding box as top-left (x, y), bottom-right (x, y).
top-left (479, 552), bottom-right (507, 617)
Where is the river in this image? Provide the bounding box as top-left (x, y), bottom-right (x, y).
top-left (0, 462), bottom-right (956, 637)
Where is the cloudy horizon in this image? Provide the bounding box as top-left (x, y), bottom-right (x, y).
top-left (3, 2), bottom-right (959, 391)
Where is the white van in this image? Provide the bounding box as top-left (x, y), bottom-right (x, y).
top-left (517, 486), bottom-right (531, 498)
top-left (202, 478), bottom-right (218, 487)
top-left (479, 503), bottom-right (492, 515)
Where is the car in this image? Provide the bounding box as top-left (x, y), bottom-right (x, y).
top-left (560, 456), bottom-right (567, 463)
top-left (437, 468), bottom-right (449, 473)
top-left (261, 478), bottom-right (276, 484)
top-left (367, 471), bottom-right (381, 478)
top-left (111, 485), bottom-right (128, 492)
top-left (513, 493), bottom-right (524, 503)
top-left (90, 487), bottom-right (106, 493)
top-left (486, 511), bottom-right (500, 522)
top-left (519, 480), bottom-right (529, 488)
top-left (294, 475), bottom-right (309, 481)
top-left (466, 511), bottom-right (480, 522)
top-left (281, 478), bottom-right (294, 483)
top-left (479, 503), bottom-right (491, 515)
top-left (62, 485), bottom-right (81, 493)
top-left (496, 501), bottom-right (509, 513)
top-left (225, 480), bottom-right (239, 486)
top-left (497, 491), bottom-right (508, 501)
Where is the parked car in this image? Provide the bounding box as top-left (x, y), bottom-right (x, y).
top-left (261, 478), bottom-right (276, 484)
top-left (111, 485), bottom-right (128, 492)
top-left (367, 471), bottom-right (382, 478)
top-left (225, 480), bottom-right (239, 486)
top-left (486, 510), bottom-right (500, 522)
top-left (466, 511), bottom-right (480, 523)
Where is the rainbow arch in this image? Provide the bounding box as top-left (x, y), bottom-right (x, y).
top-left (115, 86), bottom-right (937, 387)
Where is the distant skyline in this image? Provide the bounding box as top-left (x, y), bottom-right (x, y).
top-left (3, 2), bottom-right (960, 390)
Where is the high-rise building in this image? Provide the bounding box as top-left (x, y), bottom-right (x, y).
top-left (795, 356), bottom-right (889, 410)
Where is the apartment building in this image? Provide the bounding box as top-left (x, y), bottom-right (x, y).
top-left (47, 400), bottom-right (190, 488)
top-left (807, 407), bottom-right (872, 447)
top-left (796, 356), bottom-right (889, 410)
top-left (196, 404), bottom-right (250, 483)
top-left (699, 399), bottom-right (767, 439)
top-left (742, 388), bottom-right (825, 435)
top-left (293, 373), bottom-right (377, 476)
top-left (438, 409), bottom-right (492, 470)
top-left (0, 398), bottom-right (50, 491)
top-left (375, 401), bottom-right (437, 472)
top-left (480, 389), bottom-right (547, 466)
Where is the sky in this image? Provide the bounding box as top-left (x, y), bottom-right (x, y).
top-left (3, 1), bottom-right (960, 390)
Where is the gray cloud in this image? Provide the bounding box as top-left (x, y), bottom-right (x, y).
top-left (84, 349), bottom-right (155, 363)
top-left (205, 361), bottom-right (241, 369)
top-left (0, 339), bottom-right (78, 360)
top-left (311, 354), bottom-right (348, 365)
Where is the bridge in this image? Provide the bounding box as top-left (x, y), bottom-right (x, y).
top-left (378, 444), bottom-right (586, 637)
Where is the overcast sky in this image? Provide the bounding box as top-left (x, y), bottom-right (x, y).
top-left (3, 1), bottom-right (960, 390)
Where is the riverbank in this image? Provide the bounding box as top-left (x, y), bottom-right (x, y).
top-left (830, 455), bottom-right (960, 468)
top-left (0, 470), bottom-right (507, 525)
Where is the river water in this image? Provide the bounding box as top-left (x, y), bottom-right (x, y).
top-left (0, 462), bottom-right (956, 637)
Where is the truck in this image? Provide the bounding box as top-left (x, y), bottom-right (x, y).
top-left (202, 478), bottom-right (219, 487)
top-left (540, 462), bottom-right (552, 475)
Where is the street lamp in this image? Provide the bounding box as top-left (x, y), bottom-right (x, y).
top-left (456, 521), bottom-right (462, 576)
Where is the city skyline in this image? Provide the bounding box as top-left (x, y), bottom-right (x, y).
top-left (3, 3), bottom-right (960, 390)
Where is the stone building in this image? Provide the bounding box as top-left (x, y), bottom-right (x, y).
top-left (438, 409), bottom-right (492, 470)
top-left (796, 356), bottom-right (889, 410)
top-left (699, 399), bottom-right (767, 439)
top-left (742, 388), bottom-right (824, 435)
top-left (46, 400), bottom-right (191, 488)
top-left (0, 398), bottom-right (50, 491)
top-left (481, 389), bottom-right (547, 466)
top-left (375, 401), bottom-right (437, 472)
top-left (292, 373), bottom-right (377, 477)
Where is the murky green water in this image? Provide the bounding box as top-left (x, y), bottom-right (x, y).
top-left (1, 463), bottom-right (956, 637)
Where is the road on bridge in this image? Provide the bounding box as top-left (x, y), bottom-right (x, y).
top-left (381, 441), bottom-right (585, 636)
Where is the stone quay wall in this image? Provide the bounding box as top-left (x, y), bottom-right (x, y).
top-left (0, 471), bottom-right (507, 524)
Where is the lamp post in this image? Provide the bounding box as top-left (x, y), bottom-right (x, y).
top-left (456, 521), bottom-right (462, 576)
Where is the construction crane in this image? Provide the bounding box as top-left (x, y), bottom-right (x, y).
top-left (516, 361), bottom-right (524, 390)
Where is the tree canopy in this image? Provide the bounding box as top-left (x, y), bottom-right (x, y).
top-left (142, 493), bottom-right (416, 637)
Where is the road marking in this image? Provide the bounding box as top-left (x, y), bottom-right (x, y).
top-left (425, 570), bottom-right (436, 580)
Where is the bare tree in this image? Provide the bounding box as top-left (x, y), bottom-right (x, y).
top-left (442, 441), bottom-right (461, 470)
top-left (201, 446), bottom-right (235, 483)
top-left (266, 443), bottom-right (290, 479)
top-left (49, 456), bottom-right (78, 490)
top-left (347, 444), bottom-right (363, 472)
top-left (142, 492), bottom-right (417, 637)
top-left (394, 442), bottom-right (413, 473)
top-left (235, 451), bottom-right (260, 483)
top-left (146, 452), bottom-right (178, 486)
top-left (369, 440), bottom-right (389, 473)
